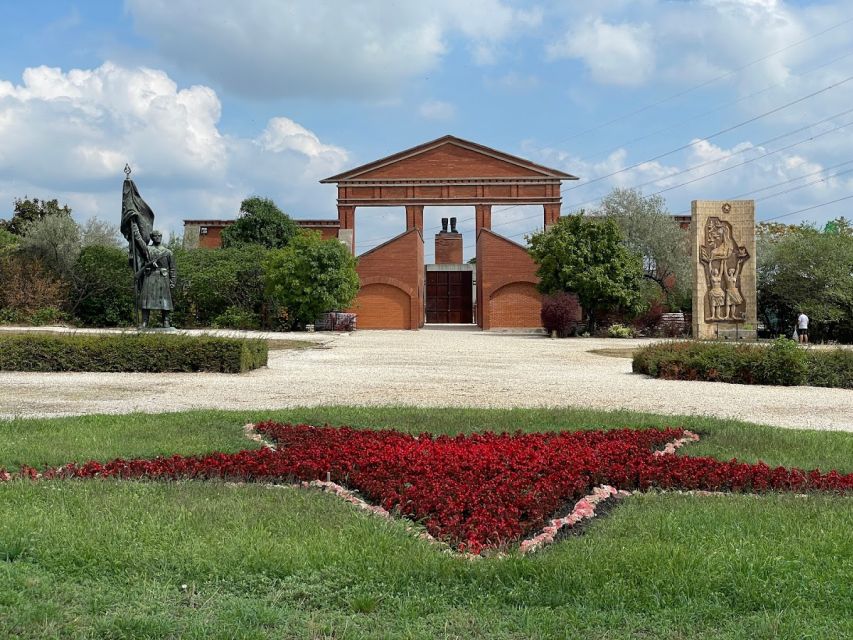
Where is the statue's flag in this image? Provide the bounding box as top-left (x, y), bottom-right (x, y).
top-left (120, 178), bottom-right (155, 246)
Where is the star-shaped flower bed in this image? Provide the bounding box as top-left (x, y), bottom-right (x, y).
top-left (3, 422), bottom-right (851, 554)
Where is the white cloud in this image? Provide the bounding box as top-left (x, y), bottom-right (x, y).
top-left (0, 62), bottom-right (349, 235)
top-left (418, 100), bottom-right (456, 121)
top-left (547, 18), bottom-right (655, 87)
top-left (523, 133), bottom-right (852, 225)
top-left (126, 0), bottom-right (542, 98)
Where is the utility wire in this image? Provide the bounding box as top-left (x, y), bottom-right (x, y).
top-left (355, 22), bottom-right (853, 248)
top-left (562, 73), bottom-right (853, 193)
top-left (576, 47), bottom-right (853, 167)
top-left (762, 195), bottom-right (853, 221)
top-left (476, 115), bottom-right (853, 237)
top-left (536, 16), bottom-right (853, 149)
top-left (461, 191), bottom-right (853, 252)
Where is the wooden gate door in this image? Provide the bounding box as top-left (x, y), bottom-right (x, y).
top-left (426, 271), bottom-right (473, 323)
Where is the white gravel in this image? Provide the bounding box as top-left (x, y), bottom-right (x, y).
top-left (1, 326), bottom-right (852, 431)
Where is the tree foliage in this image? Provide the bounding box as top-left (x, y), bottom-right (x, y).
top-left (757, 218), bottom-right (853, 341)
top-left (528, 212), bottom-right (644, 328)
top-left (81, 217), bottom-right (123, 248)
top-left (595, 188), bottom-right (691, 308)
top-left (264, 231), bottom-right (359, 329)
top-left (220, 197), bottom-right (299, 250)
top-left (171, 245), bottom-right (271, 329)
top-left (19, 214), bottom-right (82, 279)
top-left (0, 255), bottom-right (67, 323)
top-left (0, 228), bottom-right (19, 257)
top-left (70, 246), bottom-right (135, 326)
top-left (1, 197), bottom-right (72, 235)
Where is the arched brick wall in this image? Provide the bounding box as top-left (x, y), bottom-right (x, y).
top-left (355, 283), bottom-right (412, 329)
top-left (489, 281), bottom-right (542, 328)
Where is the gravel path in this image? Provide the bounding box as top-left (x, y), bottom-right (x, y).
top-left (1, 327), bottom-right (852, 431)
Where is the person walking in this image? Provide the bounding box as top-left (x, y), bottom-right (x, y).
top-left (797, 311), bottom-right (809, 344)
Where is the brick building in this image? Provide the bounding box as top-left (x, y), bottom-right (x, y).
top-left (323, 135), bottom-right (580, 330)
top-left (185, 135), bottom-right (590, 330)
top-left (183, 219), bottom-right (339, 249)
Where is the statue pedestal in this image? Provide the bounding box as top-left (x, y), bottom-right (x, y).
top-left (707, 323), bottom-right (757, 341)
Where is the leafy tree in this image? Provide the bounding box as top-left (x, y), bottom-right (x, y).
top-left (0, 228), bottom-right (19, 257)
top-left (220, 196), bottom-right (299, 250)
top-left (595, 188), bottom-right (691, 307)
top-left (757, 218), bottom-right (853, 341)
top-left (0, 255), bottom-right (67, 323)
top-left (70, 246), bottom-right (135, 326)
top-left (81, 217), bottom-right (123, 248)
top-left (171, 245), bottom-right (270, 328)
top-left (1, 197), bottom-right (72, 236)
top-left (264, 231), bottom-right (359, 329)
top-left (528, 212), bottom-right (644, 330)
top-left (19, 214), bottom-right (81, 279)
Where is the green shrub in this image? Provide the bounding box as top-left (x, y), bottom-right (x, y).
top-left (0, 333), bottom-right (268, 373)
top-left (264, 231), bottom-right (359, 329)
top-left (756, 338), bottom-right (807, 386)
top-left (71, 245), bottom-right (135, 327)
top-left (212, 306), bottom-right (261, 330)
top-left (171, 245), bottom-right (271, 329)
top-left (806, 349), bottom-right (853, 389)
top-left (633, 339), bottom-right (850, 388)
top-left (607, 323), bottom-right (635, 339)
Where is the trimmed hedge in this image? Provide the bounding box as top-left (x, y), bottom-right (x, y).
top-left (0, 333), bottom-right (268, 373)
top-left (633, 338), bottom-right (853, 388)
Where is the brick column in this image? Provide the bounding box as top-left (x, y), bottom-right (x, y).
top-left (544, 203), bottom-right (561, 228)
top-left (475, 204), bottom-right (492, 234)
top-left (337, 205), bottom-right (355, 253)
top-left (405, 205), bottom-right (424, 232)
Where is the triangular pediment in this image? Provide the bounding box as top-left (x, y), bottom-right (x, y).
top-left (322, 136), bottom-right (577, 182)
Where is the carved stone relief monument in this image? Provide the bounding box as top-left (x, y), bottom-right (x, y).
top-left (691, 200), bottom-right (756, 339)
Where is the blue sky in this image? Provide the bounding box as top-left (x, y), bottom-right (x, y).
top-left (0, 0), bottom-right (851, 260)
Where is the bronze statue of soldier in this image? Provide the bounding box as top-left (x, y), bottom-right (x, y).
top-left (120, 165), bottom-right (178, 329)
top-left (134, 230), bottom-right (176, 328)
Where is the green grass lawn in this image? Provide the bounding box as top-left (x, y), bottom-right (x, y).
top-left (1, 407), bottom-right (851, 639)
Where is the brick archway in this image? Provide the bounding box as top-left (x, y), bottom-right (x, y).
top-left (322, 136), bottom-right (578, 330)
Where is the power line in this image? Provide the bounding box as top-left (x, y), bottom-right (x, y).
top-left (762, 195), bottom-right (853, 221)
top-left (567, 106), bottom-right (853, 210)
top-left (356, 43), bottom-right (853, 248)
top-left (478, 115), bottom-right (853, 237)
top-left (461, 192), bottom-right (853, 252)
top-left (538, 17), bottom-right (853, 149)
top-left (568, 116), bottom-right (853, 214)
top-left (670, 160), bottom-right (853, 215)
top-left (576, 47), bottom-right (853, 167)
top-left (562, 73), bottom-right (853, 193)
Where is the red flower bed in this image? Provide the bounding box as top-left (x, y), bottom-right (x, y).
top-left (2, 422), bottom-right (851, 553)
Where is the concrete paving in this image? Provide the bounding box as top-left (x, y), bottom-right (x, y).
top-left (1, 326), bottom-right (851, 431)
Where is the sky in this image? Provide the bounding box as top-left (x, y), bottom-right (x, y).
top-left (0, 0), bottom-right (851, 261)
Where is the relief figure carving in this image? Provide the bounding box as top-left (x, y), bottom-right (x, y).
top-left (698, 208), bottom-right (749, 323)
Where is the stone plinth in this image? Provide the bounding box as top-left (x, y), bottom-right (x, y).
top-left (691, 200), bottom-right (756, 339)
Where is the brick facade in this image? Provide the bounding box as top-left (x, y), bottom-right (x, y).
top-left (182, 219), bottom-right (340, 249)
top-left (476, 229), bottom-right (543, 330)
top-left (434, 232), bottom-right (463, 264)
top-left (350, 228), bottom-right (424, 330)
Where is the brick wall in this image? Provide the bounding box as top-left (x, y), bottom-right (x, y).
top-left (350, 228), bottom-right (424, 329)
top-left (434, 232), bottom-right (463, 264)
top-left (183, 219), bottom-right (340, 249)
top-left (489, 282), bottom-right (542, 328)
top-left (476, 229), bottom-right (542, 330)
